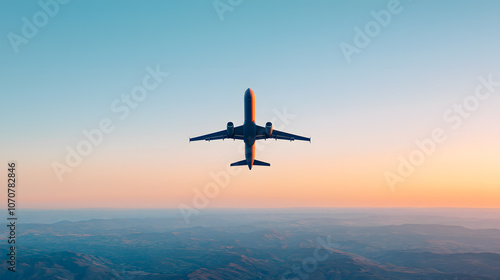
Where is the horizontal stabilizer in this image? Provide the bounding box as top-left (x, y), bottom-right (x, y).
top-left (253, 159), bottom-right (270, 166)
top-left (230, 160), bottom-right (247, 166)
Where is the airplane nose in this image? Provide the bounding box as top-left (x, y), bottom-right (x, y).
top-left (245, 88), bottom-right (253, 97)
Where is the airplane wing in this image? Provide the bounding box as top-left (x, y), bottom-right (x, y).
top-left (256, 125), bottom-right (310, 142)
top-left (190, 125), bottom-right (244, 142)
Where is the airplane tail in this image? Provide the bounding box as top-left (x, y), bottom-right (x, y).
top-left (254, 160), bottom-right (270, 166)
top-left (230, 159), bottom-right (271, 167)
top-left (230, 160), bottom-right (247, 166)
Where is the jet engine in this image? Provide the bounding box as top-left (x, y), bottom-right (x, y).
top-left (227, 122), bottom-right (234, 137)
top-left (265, 122), bottom-right (273, 137)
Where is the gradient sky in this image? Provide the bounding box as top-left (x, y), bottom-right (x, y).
top-left (1, 0), bottom-right (499, 209)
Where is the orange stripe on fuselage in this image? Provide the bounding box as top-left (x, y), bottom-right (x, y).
top-left (245, 88), bottom-right (255, 123)
top-left (244, 88), bottom-right (256, 169)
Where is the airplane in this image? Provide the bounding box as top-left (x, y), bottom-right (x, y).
top-left (189, 88), bottom-right (310, 170)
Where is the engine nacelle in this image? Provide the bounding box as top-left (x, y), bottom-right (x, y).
top-left (265, 122), bottom-right (273, 137)
top-left (227, 122), bottom-right (234, 137)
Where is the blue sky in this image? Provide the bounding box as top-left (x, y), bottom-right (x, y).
top-left (1, 0), bottom-right (500, 208)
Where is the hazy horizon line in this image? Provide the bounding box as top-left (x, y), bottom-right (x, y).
top-left (17, 206), bottom-right (500, 211)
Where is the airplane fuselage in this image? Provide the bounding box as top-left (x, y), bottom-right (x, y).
top-left (243, 88), bottom-right (256, 169)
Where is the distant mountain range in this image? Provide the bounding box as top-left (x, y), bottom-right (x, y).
top-left (1, 209), bottom-right (500, 279)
